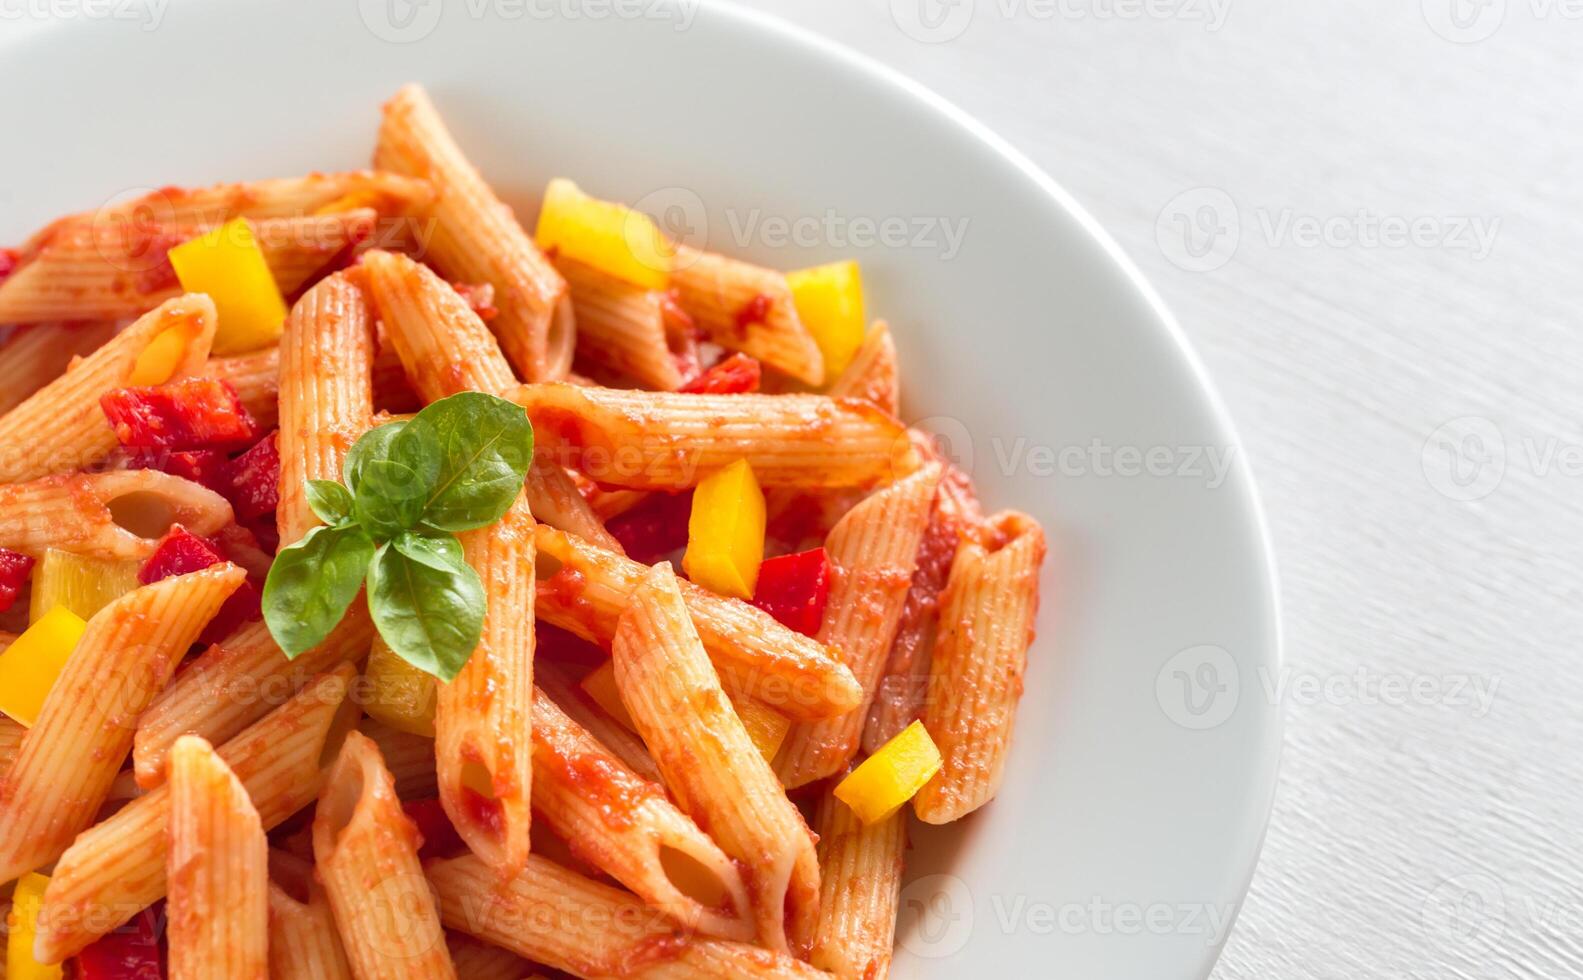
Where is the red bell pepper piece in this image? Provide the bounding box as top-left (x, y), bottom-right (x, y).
top-left (74, 901), bottom-right (164, 980)
top-left (605, 491), bottom-right (694, 565)
top-left (733, 292), bottom-right (772, 333)
top-left (0, 547), bottom-right (35, 614)
top-left (403, 798), bottom-right (466, 861)
top-left (680, 352), bottom-right (761, 395)
top-left (751, 547), bottom-right (831, 637)
top-left (138, 526), bottom-right (261, 644)
top-left (228, 431), bottom-right (280, 522)
top-left (0, 247), bottom-right (19, 282)
top-left (101, 378), bottom-right (258, 452)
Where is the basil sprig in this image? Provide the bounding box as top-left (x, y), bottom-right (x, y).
top-left (262, 392), bottom-right (534, 681)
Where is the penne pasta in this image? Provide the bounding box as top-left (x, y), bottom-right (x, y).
top-left (133, 607), bottom-right (372, 788)
top-left (314, 731), bottom-right (456, 979)
top-left (863, 462), bottom-right (978, 753)
top-left (555, 255), bottom-right (694, 390)
top-left (269, 865), bottom-right (355, 980)
top-left (276, 272), bottom-right (375, 545)
top-left (0, 294), bottom-right (216, 483)
top-left (827, 321), bottom-right (899, 416)
top-left (669, 245), bottom-right (824, 385)
top-left (436, 493), bottom-right (535, 877)
top-left (0, 320), bottom-right (121, 415)
top-left (508, 382), bottom-right (912, 490)
top-left (0, 713), bottom-right (24, 769)
top-left (22, 172), bottom-right (432, 245)
top-left (810, 784), bottom-right (907, 980)
top-left (357, 717), bottom-right (439, 801)
top-left (530, 685), bottom-right (754, 941)
top-left (535, 525), bottom-right (862, 719)
top-left (204, 346), bottom-right (281, 430)
top-left (376, 84), bottom-right (573, 381)
top-left (167, 735), bottom-right (269, 980)
top-left (0, 212), bottom-right (377, 324)
top-left (446, 932), bottom-right (535, 980)
top-left (915, 512), bottom-right (1046, 824)
top-left (612, 563), bottom-right (820, 955)
top-left (34, 667), bottom-right (356, 963)
top-left (0, 563), bottom-right (245, 885)
top-left (524, 453), bottom-right (625, 554)
top-left (428, 854), bottom-right (829, 979)
top-left (0, 469), bottom-right (234, 561)
top-left (534, 660), bottom-right (662, 783)
top-left (360, 248), bottom-right (517, 401)
top-left (774, 466), bottom-right (941, 788)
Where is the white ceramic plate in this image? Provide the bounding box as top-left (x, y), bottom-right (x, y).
top-left (0, 3), bottom-right (1280, 976)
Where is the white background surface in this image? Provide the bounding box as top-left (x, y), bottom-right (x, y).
top-left (720, 1), bottom-right (1583, 978)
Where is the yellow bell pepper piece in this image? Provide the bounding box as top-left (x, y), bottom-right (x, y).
top-left (834, 720), bottom-right (943, 824)
top-left (728, 691), bottom-right (791, 762)
top-left (7, 873), bottom-right (62, 980)
top-left (534, 178), bottom-right (670, 290)
top-left (0, 605), bottom-right (87, 728)
top-left (580, 660), bottom-right (638, 732)
top-left (167, 218), bottom-right (287, 356)
top-left (127, 323), bottom-right (197, 386)
top-left (362, 637), bottom-right (436, 737)
top-left (682, 460), bottom-right (765, 600)
top-left (786, 261), bottom-right (866, 379)
top-left (29, 549), bottom-right (141, 624)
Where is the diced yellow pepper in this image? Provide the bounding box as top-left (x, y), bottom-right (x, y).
top-left (363, 638), bottom-right (436, 737)
top-left (127, 323), bottom-right (197, 386)
top-left (534, 178), bottom-right (670, 290)
top-left (728, 691), bottom-right (791, 762)
top-left (834, 720), bottom-right (943, 824)
top-left (682, 459), bottom-right (765, 600)
top-left (0, 606), bottom-right (87, 728)
top-left (7, 873), bottom-right (62, 980)
top-left (786, 261), bottom-right (866, 379)
top-left (167, 218), bottom-right (287, 356)
top-left (29, 549), bottom-right (141, 624)
top-left (580, 660), bottom-right (638, 733)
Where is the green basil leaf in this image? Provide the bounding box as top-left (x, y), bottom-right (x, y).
top-left (352, 421), bottom-right (441, 539)
top-left (368, 534), bottom-right (485, 682)
top-left (343, 420), bottom-right (408, 492)
top-left (305, 480), bottom-right (355, 526)
top-left (404, 392), bottom-right (535, 532)
top-left (262, 523), bottom-right (376, 656)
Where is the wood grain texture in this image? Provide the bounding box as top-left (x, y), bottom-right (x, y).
top-left (728, 2), bottom-right (1583, 977)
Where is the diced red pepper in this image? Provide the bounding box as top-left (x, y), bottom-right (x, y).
top-left (101, 378), bottom-right (258, 452)
top-left (451, 281), bottom-right (499, 322)
top-left (404, 798), bottom-right (466, 861)
top-left (0, 547), bottom-right (35, 614)
top-left (128, 448), bottom-right (233, 495)
top-left (228, 431), bottom-right (280, 522)
top-left (734, 292), bottom-right (773, 333)
top-left (138, 526), bottom-right (261, 644)
top-left (751, 547), bottom-right (831, 637)
top-left (605, 491), bottom-right (694, 566)
top-left (0, 247), bottom-right (19, 282)
top-left (680, 352), bottom-right (761, 395)
top-left (74, 900), bottom-right (164, 980)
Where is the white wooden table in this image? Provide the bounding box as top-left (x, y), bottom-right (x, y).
top-left (722, 1), bottom-right (1583, 977)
